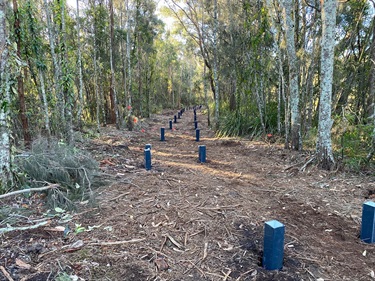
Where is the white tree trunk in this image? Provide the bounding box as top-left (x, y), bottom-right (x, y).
top-left (43, 0), bottom-right (64, 124)
top-left (38, 68), bottom-right (51, 137)
top-left (281, 0), bottom-right (301, 150)
top-left (0, 0), bottom-right (12, 188)
top-left (316, 0), bottom-right (336, 169)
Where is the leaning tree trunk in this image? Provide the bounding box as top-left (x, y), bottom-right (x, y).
top-left (0, 0), bottom-right (12, 188)
top-left (282, 0), bottom-right (301, 150)
top-left (316, 0), bottom-right (336, 169)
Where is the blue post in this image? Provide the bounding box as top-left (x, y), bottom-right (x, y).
top-left (160, 127), bottom-right (165, 141)
top-left (194, 115), bottom-right (197, 122)
top-left (195, 129), bottom-right (200, 142)
top-left (169, 120), bottom-right (173, 130)
top-left (360, 201), bottom-right (375, 243)
top-left (174, 115), bottom-right (177, 123)
top-left (199, 145), bottom-right (206, 163)
top-left (144, 148), bottom-right (151, 170)
top-left (145, 144), bottom-right (152, 150)
top-left (263, 220), bottom-right (285, 270)
top-left (194, 121), bottom-right (198, 130)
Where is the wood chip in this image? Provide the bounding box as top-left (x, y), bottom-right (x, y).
top-left (15, 259), bottom-right (31, 270)
top-left (154, 258), bottom-right (169, 271)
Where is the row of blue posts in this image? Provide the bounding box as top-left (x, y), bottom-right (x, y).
top-left (144, 107), bottom-right (375, 271)
top-left (145, 107), bottom-right (205, 172)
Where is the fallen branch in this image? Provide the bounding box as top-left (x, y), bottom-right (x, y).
top-left (0, 184), bottom-right (59, 199)
top-left (0, 266), bottom-right (15, 281)
top-left (88, 238), bottom-right (146, 246)
top-left (0, 221), bottom-right (49, 235)
top-left (300, 156), bottom-right (316, 172)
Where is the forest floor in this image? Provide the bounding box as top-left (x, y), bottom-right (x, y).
top-left (1, 109), bottom-right (375, 281)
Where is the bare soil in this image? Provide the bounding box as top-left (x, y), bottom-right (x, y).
top-left (1, 109), bottom-right (375, 281)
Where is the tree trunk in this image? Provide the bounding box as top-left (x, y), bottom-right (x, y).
top-left (109, 0), bottom-right (120, 128)
top-left (38, 68), bottom-right (51, 137)
top-left (0, 0), bottom-right (12, 188)
top-left (213, 0), bottom-right (219, 130)
top-left (282, 0), bottom-right (301, 150)
top-left (316, 0), bottom-right (336, 169)
top-left (76, 0), bottom-right (84, 129)
top-left (126, 0), bottom-right (133, 130)
top-left (43, 0), bottom-right (64, 129)
top-left (13, 0), bottom-right (31, 145)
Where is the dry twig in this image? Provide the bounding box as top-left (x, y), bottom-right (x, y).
top-left (0, 266), bottom-right (14, 281)
top-left (0, 184), bottom-right (58, 199)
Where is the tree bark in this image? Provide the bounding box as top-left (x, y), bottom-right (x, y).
top-left (76, 0), bottom-right (84, 129)
top-left (213, 0), bottom-right (219, 130)
top-left (109, 0), bottom-right (120, 128)
top-left (38, 68), bottom-right (51, 137)
top-left (0, 0), bottom-right (12, 188)
top-left (43, 0), bottom-right (64, 129)
top-left (125, 0), bottom-right (133, 130)
top-left (316, 0), bottom-right (336, 169)
top-left (282, 0), bottom-right (302, 150)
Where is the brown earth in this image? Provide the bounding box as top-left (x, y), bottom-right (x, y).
top-left (1, 109), bottom-right (375, 281)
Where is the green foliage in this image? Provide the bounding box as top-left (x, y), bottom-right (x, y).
top-left (217, 109), bottom-right (263, 138)
top-left (14, 138), bottom-right (99, 209)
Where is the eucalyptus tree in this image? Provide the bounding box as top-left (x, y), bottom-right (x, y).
top-left (368, 2), bottom-right (375, 161)
top-left (281, 0), bottom-right (301, 150)
top-left (43, 0), bottom-right (64, 131)
top-left (316, 0), bottom-right (337, 169)
top-left (166, 0), bottom-right (217, 119)
top-left (213, 0), bottom-right (219, 129)
top-left (109, 0), bottom-right (120, 128)
top-left (0, 0), bottom-right (12, 188)
top-left (76, 0), bottom-right (84, 129)
top-left (132, 0), bottom-right (160, 117)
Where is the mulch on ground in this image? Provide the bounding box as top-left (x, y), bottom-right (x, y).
top-left (1, 108), bottom-right (375, 281)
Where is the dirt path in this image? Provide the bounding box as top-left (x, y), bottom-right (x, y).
top-left (1, 109), bottom-right (375, 281)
